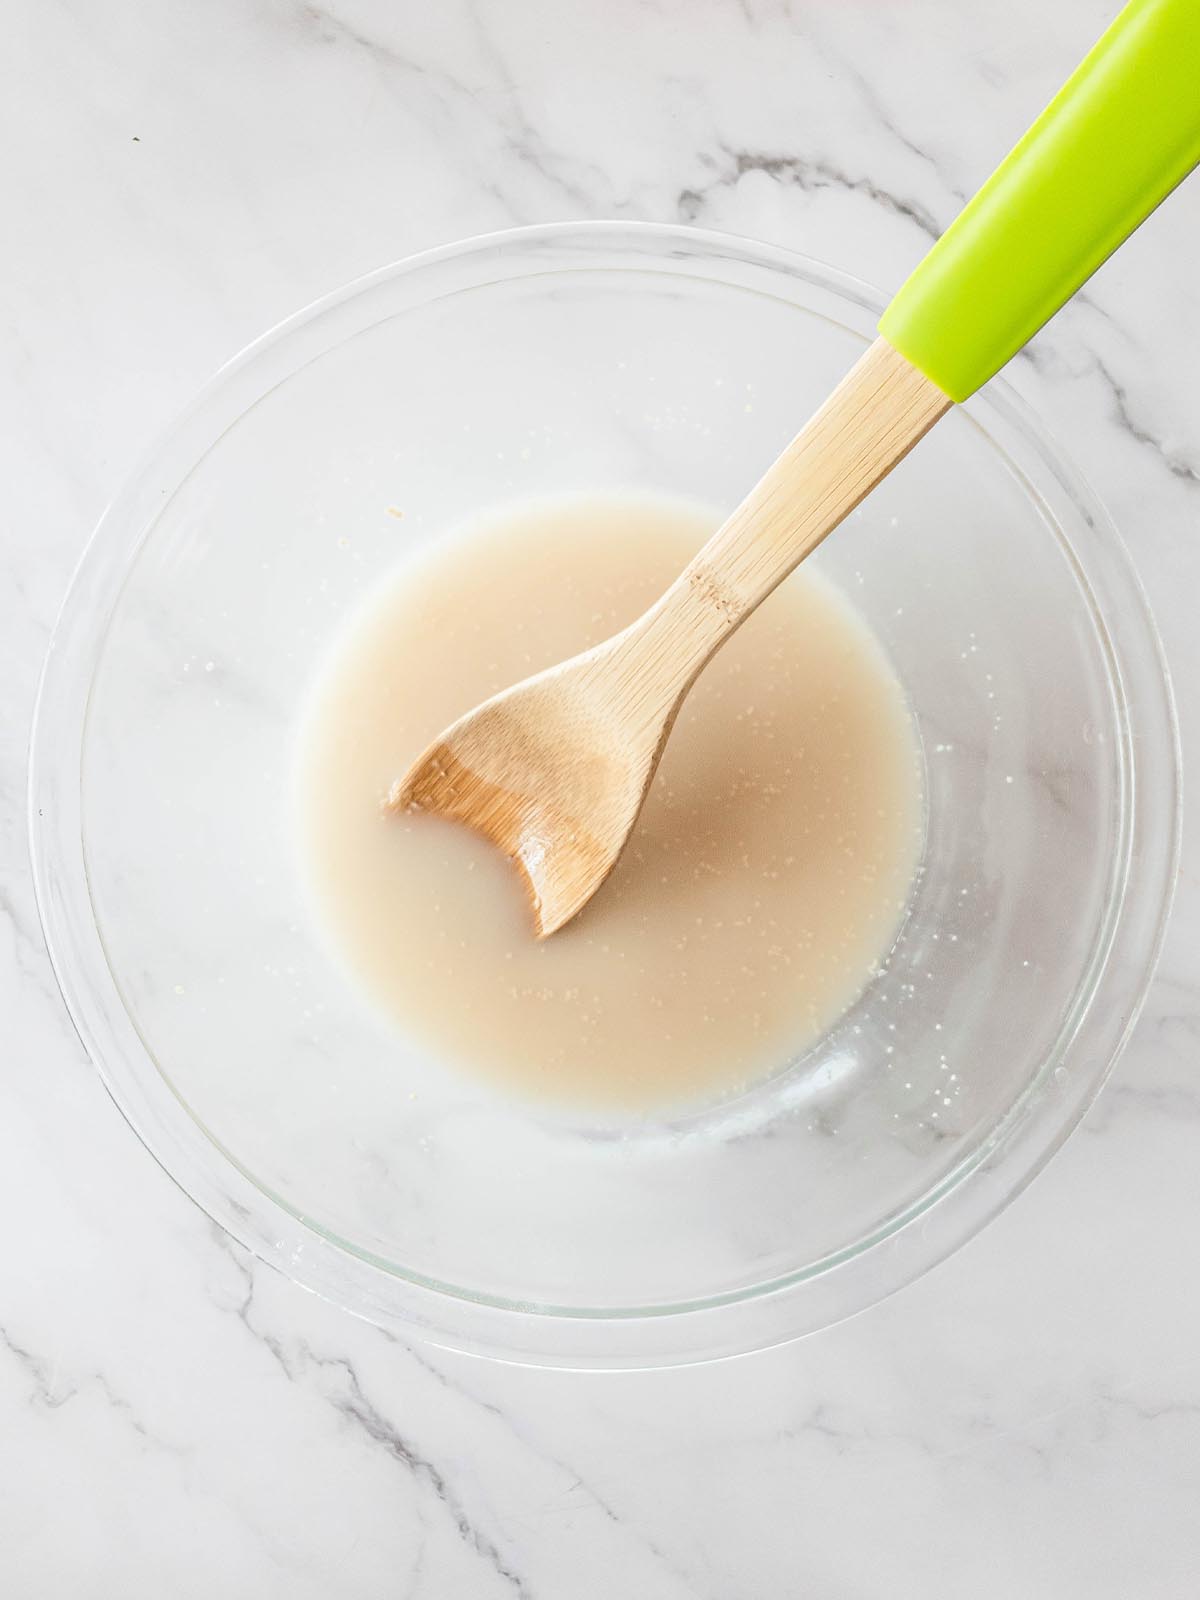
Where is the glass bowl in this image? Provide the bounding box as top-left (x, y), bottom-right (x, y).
top-left (30, 223), bottom-right (1179, 1368)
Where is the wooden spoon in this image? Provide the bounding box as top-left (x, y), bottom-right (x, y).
top-left (390, 0), bottom-right (1200, 936)
top-left (391, 342), bottom-right (945, 935)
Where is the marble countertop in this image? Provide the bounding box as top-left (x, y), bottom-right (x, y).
top-left (3, 1), bottom-right (1198, 1593)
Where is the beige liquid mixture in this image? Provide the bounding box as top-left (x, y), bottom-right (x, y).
top-left (298, 494), bottom-right (923, 1112)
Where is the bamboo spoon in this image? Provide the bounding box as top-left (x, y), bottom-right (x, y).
top-left (390, 0), bottom-right (1200, 937)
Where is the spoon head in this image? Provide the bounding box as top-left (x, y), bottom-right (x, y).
top-left (388, 652), bottom-right (666, 936)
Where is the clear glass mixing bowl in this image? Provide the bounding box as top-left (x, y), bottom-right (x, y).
top-left (30, 223), bottom-right (1179, 1367)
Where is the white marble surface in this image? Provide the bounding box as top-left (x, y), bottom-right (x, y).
top-left (3, 0), bottom-right (1198, 1592)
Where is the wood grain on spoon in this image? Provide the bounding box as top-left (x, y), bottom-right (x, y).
top-left (388, 338), bottom-right (951, 936)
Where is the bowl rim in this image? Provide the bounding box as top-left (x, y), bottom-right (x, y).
top-left (28, 219), bottom-right (1181, 1368)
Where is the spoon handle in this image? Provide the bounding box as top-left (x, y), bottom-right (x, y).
top-left (881, 0), bottom-right (1200, 401)
top-left (632, 0), bottom-right (1200, 690)
top-left (631, 339), bottom-right (947, 688)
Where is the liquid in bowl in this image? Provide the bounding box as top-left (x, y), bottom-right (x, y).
top-left (297, 492), bottom-right (924, 1112)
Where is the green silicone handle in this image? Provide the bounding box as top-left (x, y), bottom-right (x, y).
top-left (879, 0), bottom-right (1200, 402)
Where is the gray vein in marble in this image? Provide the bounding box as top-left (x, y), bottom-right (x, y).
top-left (402, 1519), bottom-right (431, 1600)
top-left (396, 1339), bottom-right (708, 1597)
top-left (1093, 356), bottom-right (1199, 486)
top-left (460, 0), bottom-right (617, 213)
top-left (773, 1395), bottom-right (1048, 1477)
top-left (678, 144), bottom-right (942, 241)
top-left (0, 1322), bottom-right (184, 1456)
top-left (1082, 1015), bottom-right (1200, 1135)
top-left (324, 1355), bottom-right (534, 1600)
top-left (209, 1230), bottom-right (534, 1598)
top-left (801, 29), bottom-right (969, 212)
top-left (1070, 288), bottom-right (1134, 337)
top-left (279, 2), bottom-right (522, 220)
top-left (1146, 961), bottom-right (1200, 1003)
top-left (208, 1224), bottom-right (705, 1597)
top-left (0, 879), bottom-right (70, 1016)
top-left (295, 0), bottom-right (473, 93)
top-left (777, 1374), bottom-right (1200, 1479)
top-left (1096, 1384), bottom-right (1200, 1431)
top-left (1, 1322), bottom-right (76, 1411)
top-left (0, 880), bottom-right (40, 971)
top-left (947, 1381), bottom-right (1200, 1474)
top-left (292, 0), bottom-right (609, 216)
top-left (1018, 288), bottom-right (1141, 388)
top-left (727, 0), bottom-right (802, 25)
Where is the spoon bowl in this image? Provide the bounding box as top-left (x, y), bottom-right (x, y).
top-left (389, 636), bottom-right (670, 936)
